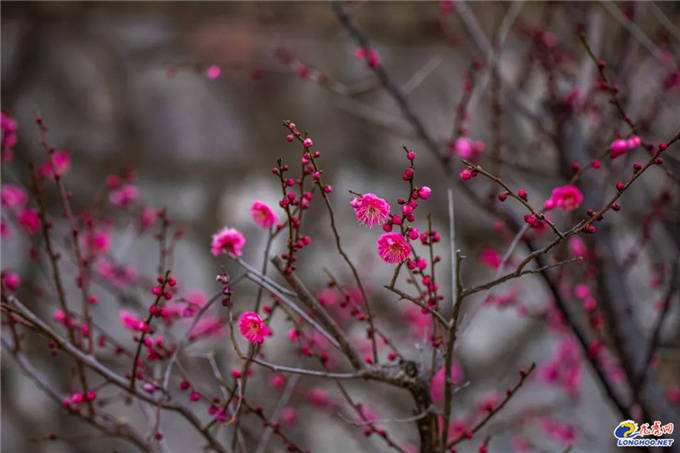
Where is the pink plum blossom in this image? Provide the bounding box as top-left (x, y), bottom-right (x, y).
top-left (18, 208), bottom-right (41, 234)
top-left (430, 363), bottom-right (463, 403)
top-left (544, 185), bottom-right (583, 211)
top-left (376, 233), bottom-right (411, 263)
top-left (350, 193), bottom-right (391, 227)
top-left (250, 200), bottom-right (278, 228)
top-left (238, 312), bottom-right (268, 343)
top-left (1, 185), bottom-right (26, 209)
top-left (211, 227), bottom-right (245, 256)
top-left (109, 184), bottom-right (138, 208)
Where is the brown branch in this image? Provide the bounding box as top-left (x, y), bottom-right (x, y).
top-left (5, 295), bottom-right (228, 453)
top-left (272, 256), bottom-right (364, 370)
top-left (448, 363), bottom-right (536, 448)
top-left (636, 253), bottom-right (680, 390)
top-left (461, 258), bottom-right (584, 298)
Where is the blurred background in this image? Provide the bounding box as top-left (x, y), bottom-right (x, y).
top-left (2, 2), bottom-right (680, 452)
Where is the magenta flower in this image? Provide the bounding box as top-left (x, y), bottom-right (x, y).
top-left (610, 136), bottom-right (640, 159)
top-left (479, 247), bottom-right (501, 269)
top-left (109, 184), bottom-right (139, 208)
top-left (545, 185), bottom-right (583, 211)
top-left (38, 150), bottom-right (71, 178)
top-left (1, 270), bottom-right (20, 291)
top-left (205, 65), bottom-right (221, 80)
top-left (250, 200), bottom-right (278, 228)
top-left (354, 47), bottom-right (381, 67)
top-left (189, 316), bottom-right (225, 341)
top-left (376, 232), bottom-right (411, 263)
top-left (350, 193), bottom-right (391, 227)
top-left (211, 227), bottom-right (246, 257)
top-left (238, 312), bottom-right (268, 344)
top-left (451, 137), bottom-right (484, 160)
top-left (430, 363), bottom-right (463, 403)
top-left (18, 208), bottom-right (41, 234)
top-left (119, 310), bottom-right (148, 332)
top-left (1, 112), bottom-right (18, 162)
top-left (568, 237), bottom-right (588, 258)
top-left (1, 185), bottom-right (27, 209)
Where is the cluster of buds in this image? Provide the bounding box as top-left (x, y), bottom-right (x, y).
top-left (381, 149), bottom-right (432, 233)
top-left (141, 335), bottom-right (170, 361)
top-left (275, 47), bottom-right (328, 84)
top-left (216, 271), bottom-right (232, 307)
top-left (523, 213), bottom-right (547, 230)
top-left (151, 275), bottom-right (176, 302)
top-left (459, 166), bottom-right (479, 180)
top-left (277, 121), bottom-right (332, 274)
top-left (62, 391), bottom-right (97, 409)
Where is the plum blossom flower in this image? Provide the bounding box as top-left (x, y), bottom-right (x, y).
top-left (38, 151), bottom-right (70, 178)
top-left (205, 65), bottom-right (221, 80)
top-left (568, 236), bottom-right (588, 258)
top-left (544, 185), bottom-right (583, 211)
top-left (667, 385), bottom-right (680, 404)
top-left (211, 227), bottom-right (245, 257)
top-left (1, 270), bottom-right (20, 291)
top-left (18, 208), bottom-right (41, 234)
top-left (1, 185), bottom-right (26, 209)
top-left (1, 112), bottom-right (18, 162)
top-left (542, 417), bottom-right (577, 446)
top-left (120, 310), bottom-right (148, 332)
top-left (280, 407), bottom-right (297, 426)
top-left (250, 200), bottom-right (278, 228)
top-left (538, 338), bottom-right (582, 395)
top-left (350, 193), bottom-right (391, 227)
top-left (354, 47), bottom-right (381, 67)
top-left (609, 136), bottom-right (640, 159)
top-left (376, 233), bottom-right (411, 263)
top-left (401, 303), bottom-right (430, 338)
top-left (430, 363), bottom-right (463, 403)
top-left (476, 390), bottom-right (501, 412)
top-left (189, 316), bottom-right (225, 341)
top-left (479, 247), bottom-right (501, 269)
top-left (109, 184), bottom-right (138, 208)
top-left (97, 259), bottom-right (138, 288)
top-left (450, 137), bottom-right (484, 160)
top-left (83, 231), bottom-right (111, 255)
top-left (238, 312), bottom-right (268, 343)
top-left (307, 388), bottom-right (332, 407)
top-left (140, 207), bottom-right (158, 230)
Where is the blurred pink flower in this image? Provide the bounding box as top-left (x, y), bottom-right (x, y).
top-left (431, 363), bottom-right (463, 403)
top-left (109, 184), bottom-right (138, 208)
top-left (545, 185), bottom-right (583, 211)
top-left (250, 200), bottom-right (278, 228)
top-left (568, 236), bottom-right (588, 258)
top-left (479, 247), bottom-right (501, 269)
top-left (120, 310), bottom-right (148, 332)
top-left (38, 151), bottom-right (71, 178)
top-left (1, 112), bottom-right (18, 162)
top-left (205, 65), bottom-right (221, 80)
top-left (190, 316), bottom-right (226, 341)
top-left (1, 270), bottom-right (20, 291)
top-left (1, 185), bottom-right (26, 209)
top-left (18, 208), bottom-right (41, 234)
